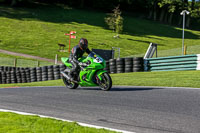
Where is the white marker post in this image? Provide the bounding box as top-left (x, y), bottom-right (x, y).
top-left (180, 10), bottom-right (190, 55)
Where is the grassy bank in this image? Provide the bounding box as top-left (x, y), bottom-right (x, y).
top-left (0, 4), bottom-right (200, 60)
top-left (0, 71), bottom-right (200, 88)
top-left (0, 53), bottom-right (54, 67)
top-left (0, 112), bottom-right (118, 133)
top-left (111, 71), bottom-right (200, 88)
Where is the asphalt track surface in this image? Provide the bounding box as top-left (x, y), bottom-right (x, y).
top-left (0, 86), bottom-right (200, 133)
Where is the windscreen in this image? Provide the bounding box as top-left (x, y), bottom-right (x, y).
top-left (88, 52), bottom-right (97, 58)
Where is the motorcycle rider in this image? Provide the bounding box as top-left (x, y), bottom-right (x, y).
top-left (61, 38), bottom-right (91, 82)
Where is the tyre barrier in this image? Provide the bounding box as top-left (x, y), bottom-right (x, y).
top-left (104, 61), bottom-right (110, 73)
top-left (109, 59), bottom-right (117, 74)
top-left (0, 64), bottom-right (66, 84)
top-left (107, 57), bottom-right (144, 74)
top-left (0, 57), bottom-right (143, 84)
top-left (116, 58), bottom-right (125, 73)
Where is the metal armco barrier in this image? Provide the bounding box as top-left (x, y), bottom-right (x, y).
top-left (144, 54), bottom-right (200, 71)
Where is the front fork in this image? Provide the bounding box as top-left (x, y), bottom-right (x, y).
top-left (95, 70), bottom-right (107, 85)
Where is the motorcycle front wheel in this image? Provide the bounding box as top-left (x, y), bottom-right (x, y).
top-left (62, 76), bottom-right (79, 89)
top-left (99, 73), bottom-right (112, 91)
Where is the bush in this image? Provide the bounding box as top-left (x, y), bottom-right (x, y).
top-left (105, 5), bottom-right (123, 35)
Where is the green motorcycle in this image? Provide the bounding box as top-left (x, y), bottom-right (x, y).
top-left (61, 52), bottom-right (112, 91)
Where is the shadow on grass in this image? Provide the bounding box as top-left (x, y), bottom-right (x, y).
top-left (0, 3), bottom-right (199, 39)
top-left (126, 38), bottom-right (150, 44)
top-left (124, 38), bottom-right (166, 46)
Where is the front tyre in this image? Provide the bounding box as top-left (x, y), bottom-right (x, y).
top-left (99, 73), bottom-right (112, 91)
top-left (62, 76), bottom-right (79, 89)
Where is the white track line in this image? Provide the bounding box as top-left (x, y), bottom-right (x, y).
top-left (0, 109), bottom-right (135, 133)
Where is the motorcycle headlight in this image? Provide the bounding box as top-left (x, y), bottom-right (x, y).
top-left (94, 57), bottom-right (103, 63)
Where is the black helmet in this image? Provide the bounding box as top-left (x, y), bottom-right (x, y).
top-left (79, 38), bottom-right (88, 51)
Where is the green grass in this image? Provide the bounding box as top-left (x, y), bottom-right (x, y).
top-left (0, 4), bottom-right (200, 60)
top-left (0, 112), bottom-right (118, 133)
top-left (133, 44), bottom-right (200, 57)
top-left (0, 79), bottom-right (64, 88)
top-left (111, 71), bottom-right (200, 88)
top-left (1, 71), bottom-right (200, 88)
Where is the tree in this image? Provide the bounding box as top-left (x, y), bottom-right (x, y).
top-left (147, 0), bottom-right (160, 21)
top-left (158, 0), bottom-right (182, 24)
top-left (0, 0), bottom-right (33, 6)
top-left (115, 15), bottom-right (123, 34)
top-left (105, 5), bottom-right (123, 37)
top-left (186, 0), bottom-right (200, 27)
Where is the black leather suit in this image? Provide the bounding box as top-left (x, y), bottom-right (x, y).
top-left (68, 45), bottom-right (91, 79)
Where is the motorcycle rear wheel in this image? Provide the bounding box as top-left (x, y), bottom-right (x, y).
top-left (62, 76), bottom-right (79, 89)
top-left (99, 73), bottom-right (112, 91)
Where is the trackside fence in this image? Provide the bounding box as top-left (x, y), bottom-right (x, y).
top-left (144, 54), bottom-right (200, 71)
top-left (0, 57), bottom-right (54, 67)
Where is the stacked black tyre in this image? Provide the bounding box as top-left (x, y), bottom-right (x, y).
top-left (36, 67), bottom-right (42, 82)
top-left (59, 64), bottom-right (66, 78)
top-left (42, 66), bottom-right (48, 81)
top-left (0, 72), bottom-right (1, 84)
top-left (11, 67), bottom-right (16, 72)
top-left (47, 66), bottom-right (54, 80)
top-left (125, 58), bottom-right (133, 73)
top-left (59, 64), bottom-right (66, 72)
top-left (25, 68), bottom-right (31, 83)
top-left (1, 72), bottom-right (6, 84)
top-left (16, 70), bottom-right (22, 83)
top-left (11, 71), bottom-right (17, 83)
top-left (109, 59), bottom-right (116, 74)
top-left (3, 66), bottom-right (8, 71)
top-left (30, 68), bottom-right (37, 82)
top-left (116, 58), bottom-right (125, 73)
top-left (21, 68), bottom-right (27, 83)
top-left (104, 61), bottom-right (110, 73)
top-left (6, 71), bottom-right (11, 84)
top-left (133, 57), bottom-right (144, 72)
top-left (53, 65), bottom-right (61, 80)
top-left (0, 66), bottom-right (3, 71)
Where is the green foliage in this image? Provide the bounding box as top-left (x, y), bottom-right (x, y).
top-left (115, 15), bottom-right (123, 34)
top-left (190, 2), bottom-right (200, 18)
top-left (105, 5), bottom-right (123, 34)
top-left (158, 0), bottom-right (182, 13)
top-left (105, 13), bottom-right (115, 31)
top-left (0, 0), bottom-right (33, 6)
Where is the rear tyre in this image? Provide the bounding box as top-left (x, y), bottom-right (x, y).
top-left (99, 73), bottom-right (112, 91)
top-left (62, 75), bottom-right (79, 89)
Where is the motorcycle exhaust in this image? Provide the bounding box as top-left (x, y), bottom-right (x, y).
top-left (61, 71), bottom-right (70, 80)
top-left (61, 71), bottom-right (78, 84)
